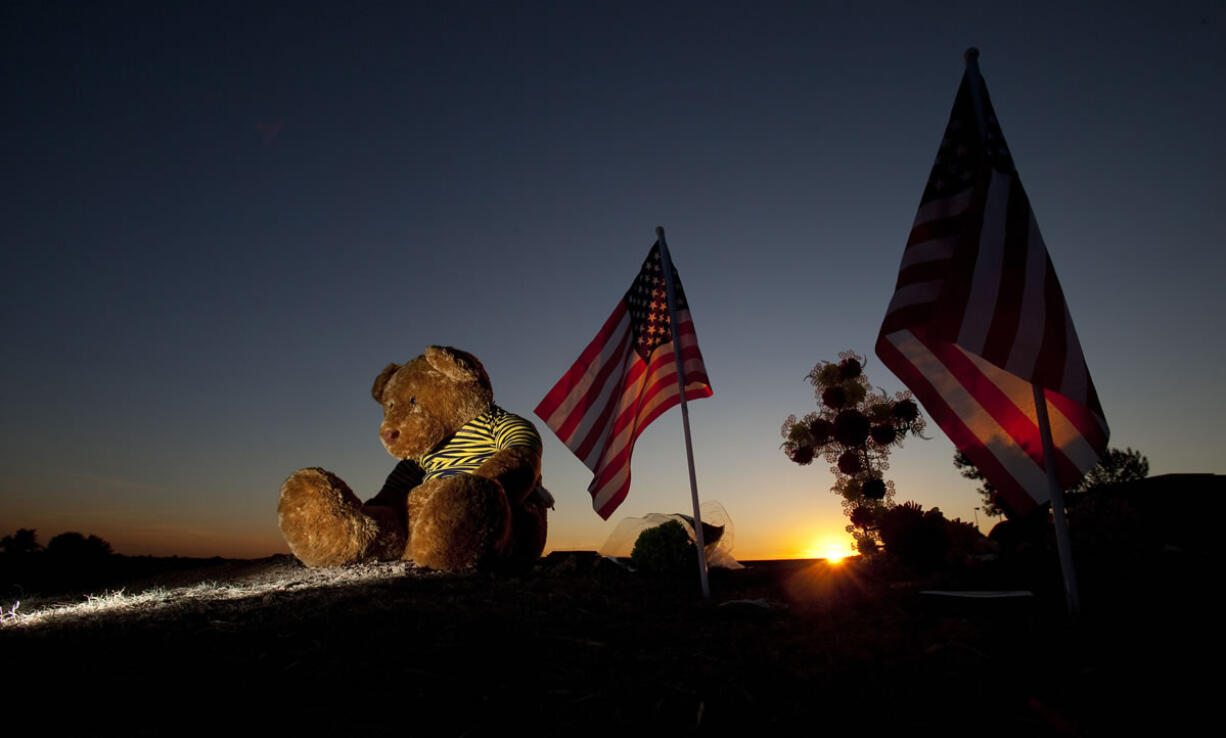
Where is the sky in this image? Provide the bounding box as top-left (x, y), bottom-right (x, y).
top-left (3, 1), bottom-right (1223, 561)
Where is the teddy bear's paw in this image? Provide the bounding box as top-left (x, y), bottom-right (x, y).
top-left (278, 468), bottom-right (393, 567)
top-left (362, 503), bottom-right (408, 560)
top-left (408, 475), bottom-right (512, 572)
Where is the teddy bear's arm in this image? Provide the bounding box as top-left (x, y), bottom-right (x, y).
top-left (472, 445), bottom-right (541, 505)
top-left (365, 459), bottom-right (425, 510)
top-left (469, 410), bottom-right (543, 505)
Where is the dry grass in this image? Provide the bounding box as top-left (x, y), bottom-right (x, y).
top-left (0, 551), bottom-right (1209, 736)
top-left (1, 557), bottom-right (422, 629)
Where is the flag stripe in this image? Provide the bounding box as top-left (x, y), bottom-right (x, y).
top-left (1003, 213), bottom-right (1049, 378)
top-left (957, 170), bottom-right (1012, 354)
top-left (563, 333), bottom-right (635, 457)
top-left (906, 214), bottom-right (968, 252)
top-left (981, 179), bottom-right (1033, 363)
top-left (913, 186), bottom-right (975, 225)
top-left (953, 341), bottom-right (1090, 486)
top-left (1045, 386), bottom-right (1109, 452)
top-left (535, 303), bottom-right (632, 435)
top-left (886, 281), bottom-right (944, 314)
top-left (899, 258), bottom-right (957, 286)
top-left (577, 350), bottom-right (643, 466)
top-left (1044, 396), bottom-right (1103, 475)
top-left (1058, 308), bottom-right (1088, 401)
top-left (593, 359), bottom-right (670, 485)
top-left (1036, 257), bottom-right (1070, 390)
top-left (899, 239), bottom-right (957, 272)
top-left (932, 185), bottom-right (988, 340)
top-left (884, 328), bottom-right (1094, 506)
top-left (878, 329), bottom-right (1041, 506)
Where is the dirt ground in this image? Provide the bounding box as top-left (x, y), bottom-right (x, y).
top-left (0, 550), bottom-right (1208, 736)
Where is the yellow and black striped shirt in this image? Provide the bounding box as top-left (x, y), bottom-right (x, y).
top-left (420, 405), bottom-right (542, 481)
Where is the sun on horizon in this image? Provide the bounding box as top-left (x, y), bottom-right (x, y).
top-left (801, 535), bottom-right (857, 563)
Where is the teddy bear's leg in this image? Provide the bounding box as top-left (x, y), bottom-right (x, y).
top-left (278, 468), bottom-right (406, 567)
top-left (407, 474), bottom-right (511, 571)
top-left (500, 499), bottom-right (548, 573)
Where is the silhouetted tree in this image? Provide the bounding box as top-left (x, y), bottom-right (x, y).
top-left (1, 528), bottom-right (41, 555)
top-left (46, 532), bottom-right (113, 559)
top-left (1070, 447), bottom-right (1149, 493)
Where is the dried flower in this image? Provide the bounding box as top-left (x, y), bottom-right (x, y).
top-left (788, 445), bottom-right (815, 465)
top-left (870, 424), bottom-right (898, 445)
top-left (839, 357), bottom-right (862, 380)
top-left (821, 385), bottom-right (848, 410)
top-left (837, 450), bottom-right (862, 475)
top-left (893, 398), bottom-right (919, 423)
top-left (833, 409), bottom-right (870, 447)
top-left (808, 418), bottom-right (833, 445)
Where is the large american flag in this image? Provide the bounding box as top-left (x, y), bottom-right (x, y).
top-left (876, 59), bottom-right (1109, 515)
top-left (536, 243), bottom-right (712, 519)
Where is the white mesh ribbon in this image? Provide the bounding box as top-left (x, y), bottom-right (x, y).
top-left (597, 500), bottom-right (744, 569)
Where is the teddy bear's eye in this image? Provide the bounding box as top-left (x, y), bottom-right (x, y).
top-left (409, 396), bottom-right (416, 405)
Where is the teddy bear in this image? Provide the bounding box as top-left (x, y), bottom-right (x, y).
top-left (277, 346), bottom-right (550, 572)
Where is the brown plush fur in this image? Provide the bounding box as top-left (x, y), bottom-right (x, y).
top-left (278, 346), bottom-right (547, 572)
top-left (505, 498), bottom-right (549, 571)
top-left (473, 444), bottom-right (541, 505)
top-left (277, 468), bottom-right (405, 567)
top-left (372, 347), bottom-right (494, 461)
top-left (407, 475), bottom-right (511, 570)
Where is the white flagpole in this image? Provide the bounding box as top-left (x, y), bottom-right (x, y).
top-left (1033, 384), bottom-right (1082, 617)
top-left (963, 48), bottom-right (1081, 617)
top-left (655, 226), bottom-right (711, 599)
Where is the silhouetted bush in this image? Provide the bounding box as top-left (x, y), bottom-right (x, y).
top-left (1, 528), bottom-right (40, 555)
top-left (631, 521), bottom-right (694, 575)
top-left (46, 532), bottom-right (113, 560)
top-left (878, 502), bottom-right (949, 569)
top-left (0, 531), bottom-right (117, 595)
top-left (876, 502), bottom-right (990, 573)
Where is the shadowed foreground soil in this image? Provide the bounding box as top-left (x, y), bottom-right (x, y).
top-left (1, 550), bottom-right (1207, 736)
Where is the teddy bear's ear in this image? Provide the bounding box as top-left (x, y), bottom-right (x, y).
top-left (371, 363), bottom-right (401, 402)
top-left (424, 346), bottom-right (490, 387)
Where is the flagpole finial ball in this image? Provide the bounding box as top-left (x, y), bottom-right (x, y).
top-left (964, 47), bottom-right (980, 64)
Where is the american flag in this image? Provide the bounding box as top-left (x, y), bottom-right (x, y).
top-left (876, 57), bottom-right (1109, 515)
top-left (536, 242), bottom-right (712, 519)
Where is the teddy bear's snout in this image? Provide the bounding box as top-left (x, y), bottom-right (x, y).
top-left (382, 428), bottom-right (400, 444)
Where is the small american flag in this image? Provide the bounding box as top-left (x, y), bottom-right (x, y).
top-left (536, 242), bottom-right (712, 519)
top-left (876, 56), bottom-right (1109, 515)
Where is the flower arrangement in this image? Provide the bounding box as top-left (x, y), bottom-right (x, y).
top-left (781, 351), bottom-right (926, 552)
